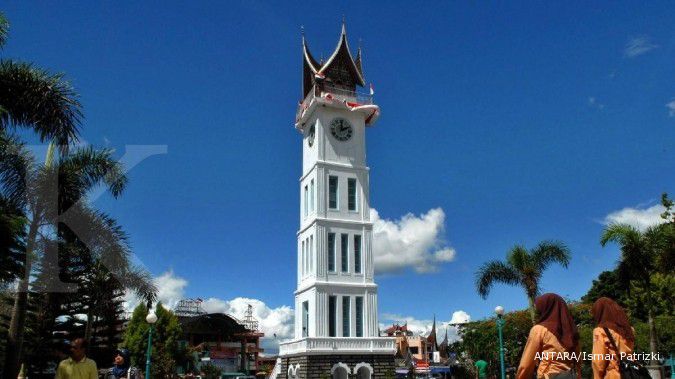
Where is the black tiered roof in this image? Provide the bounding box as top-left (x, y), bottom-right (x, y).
top-left (302, 23), bottom-right (366, 98)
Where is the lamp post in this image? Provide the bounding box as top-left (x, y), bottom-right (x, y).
top-left (145, 311), bottom-right (158, 379)
top-left (495, 306), bottom-right (506, 379)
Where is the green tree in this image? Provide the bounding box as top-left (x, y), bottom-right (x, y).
top-left (0, 13), bottom-right (81, 149)
top-left (123, 302), bottom-right (184, 378)
top-left (581, 270), bottom-right (627, 306)
top-left (475, 241), bottom-right (571, 323)
top-left (0, 11), bottom-right (81, 379)
top-left (1, 137), bottom-right (155, 378)
top-left (600, 221), bottom-right (671, 368)
top-left (0, 198), bottom-right (25, 284)
top-left (453, 310), bottom-right (533, 377)
top-left (200, 363), bottom-right (222, 379)
top-left (625, 273), bottom-right (675, 320)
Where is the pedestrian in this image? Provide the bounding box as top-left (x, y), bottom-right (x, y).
top-left (591, 297), bottom-right (635, 379)
top-left (55, 338), bottom-right (98, 379)
top-left (474, 359), bottom-right (488, 379)
top-left (103, 348), bottom-right (142, 379)
top-left (516, 293), bottom-right (581, 379)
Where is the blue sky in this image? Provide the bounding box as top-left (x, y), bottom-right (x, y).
top-left (3, 1), bottom-right (674, 347)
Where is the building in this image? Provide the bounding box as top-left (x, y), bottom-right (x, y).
top-left (275, 22), bottom-right (396, 379)
top-left (176, 300), bottom-right (264, 376)
top-left (384, 320), bottom-right (452, 378)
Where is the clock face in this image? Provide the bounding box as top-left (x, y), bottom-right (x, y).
top-left (330, 118), bottom-right (353, 142)
top-left (307, 124), bottom-right (315, 147)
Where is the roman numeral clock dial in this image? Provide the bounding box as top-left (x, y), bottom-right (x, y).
top-left (330, 118), bottom-right (353, 142)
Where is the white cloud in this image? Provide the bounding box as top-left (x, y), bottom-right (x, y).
top-left (380, 310), bottom-right (471, 343)
top-left (200, 297), bottom-right (294, 354)
top-left (371, 208), bottom-right (457, 274)
top-left (666, 99), bottom-right (675, 117)
top-left (624, 36), bottom-right (658, 57)
top-left (603, 203), bottom-right (667, 231)
top-left (449, 310), bottom-right (470, 325)
top-left (124, 271), bottom-right (294, 355)
top-left (123, 270), bottom-right (188, 312)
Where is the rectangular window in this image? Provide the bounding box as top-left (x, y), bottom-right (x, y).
top-left (328, 296), bottom-right (337, 337)
top-left (302, 301), bottom-right (309, 337)
top-left (341, 234), bottom-right (349, 272)
top-left (304, 185), bottom-right (308, 217)
top-left (342, 296), bottom-right (350, 337)
top-left (347, 178), bottom-right (357, 211)
top-left (354, 235), bottom-right (361, 274)
top-left (355, 296), bottom-right (363, 337)
top-left (309, 235), bottom-right (313, 273)
top-left (310, 179), bottom-right (315, 212)
top-left (301, 240), bottom-right (305, 276)
top-left (328, 176), bottom-right (338, 210)
top-left (328, 233), bottom-right (336, 272)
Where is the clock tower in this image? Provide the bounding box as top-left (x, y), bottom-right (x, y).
top-left (276, 24), bottom-right (395, 379)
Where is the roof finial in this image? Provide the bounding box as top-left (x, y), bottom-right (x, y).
top-left (341, 15), bottom-right (347, 35)
top-left (301, 25), bottom-right (305, 38)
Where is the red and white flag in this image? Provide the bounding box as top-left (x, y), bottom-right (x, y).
top-left (369, 83), bottom-right (375, 95)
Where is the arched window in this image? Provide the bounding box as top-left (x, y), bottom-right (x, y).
top-left (354, 362), bottom-right (373, 379)
top-left (288, 363), bottom-right (300, 379)
top-left (331, 362), bottom-right (350, 379)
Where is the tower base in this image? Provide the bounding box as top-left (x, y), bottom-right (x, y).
top-left (277, 353), bottom-right (396, 379)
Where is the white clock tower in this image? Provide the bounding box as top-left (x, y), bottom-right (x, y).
top-left (277, 23), bottom-right (395, 379)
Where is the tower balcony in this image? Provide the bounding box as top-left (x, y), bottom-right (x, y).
top-left (295, 84), bottom-right (379, 129)
top-left (278, 336), bottom-right (396, 356)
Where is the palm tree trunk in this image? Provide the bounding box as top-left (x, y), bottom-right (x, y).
top-left (3, 217), bottom-right (39, 379)
top-left (647, 309), bottom-right (658, 365)
top-left (527, 295), bottom-right (536, 325)
top-left (84, 306), bottom-right (94, 341)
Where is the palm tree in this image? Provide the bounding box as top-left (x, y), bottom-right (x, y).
top-left (0, 7), bottom-right (82, 290)
top-left (600, 222), bottom-right (670, 370)
top-left (0, 14), bottom-right (148, 377)
top-left (475, 241), bottom-right (571, 323)
top-left (1, 12), bottom-right (81, 149)
top-left (0, 136), bottom-right (156, 379)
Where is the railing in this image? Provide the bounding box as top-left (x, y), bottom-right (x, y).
top-left (279, 337), bottom-right (395, 355)
top-left (296, 84), bottom-right (374, 123)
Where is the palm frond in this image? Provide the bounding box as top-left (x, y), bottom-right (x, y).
top-left (58, 146), bottom-right (127, 204)
top-left (0, 60), bottom-right (81, 148)
top-left (0, 12), bottom-right (8, 48)
top-left (0, 130), bottom-right (34, 208)
top-left (506, 245), bottom-right (529, 271)
top-left (600, 223), bottom-right (640, 247)
top-left (123, 267), bottom-right (158, 303)
top-left (531, 240), bottom-right (571, 271)
top-left (0, 197), bottom-right (26, 284)
top-left (475, 260), bottom-right (520, 298)
top-left (59, 204), bottom-right (130, 264)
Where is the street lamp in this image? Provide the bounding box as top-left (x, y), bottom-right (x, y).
top-left (495, 306), bottom-right (506, 379)
top-left (145, 311), bottom-right (158, 379)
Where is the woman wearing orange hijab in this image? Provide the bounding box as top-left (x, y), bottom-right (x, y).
top-left (516, 293), bottom-right (581, 379)
top-left (591, 297), bottom-right (635, 379)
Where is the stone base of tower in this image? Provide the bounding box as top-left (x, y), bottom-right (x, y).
top-left (277, 353), bottom-right (396, 379)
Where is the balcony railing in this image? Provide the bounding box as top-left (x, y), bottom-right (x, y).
top-left (296, 84), bottom-right (373, 123)
top-left (279, 337), bottom-right (395, 356)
